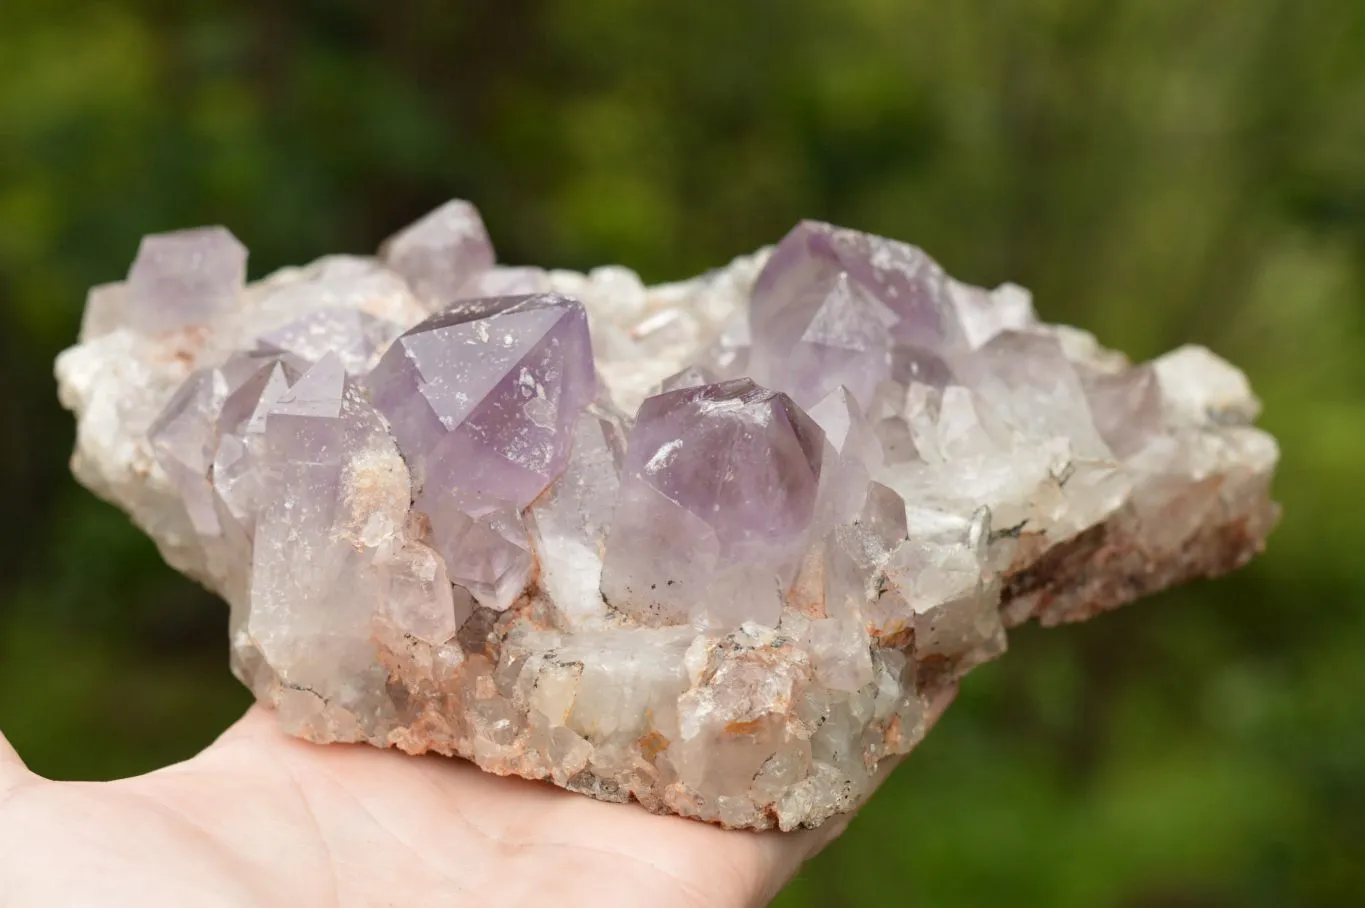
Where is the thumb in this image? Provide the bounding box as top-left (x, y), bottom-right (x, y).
top-left (0, 728), bottom-right (35, 796)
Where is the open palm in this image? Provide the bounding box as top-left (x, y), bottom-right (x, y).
top-left (0, 691), bottom-right (951, 907)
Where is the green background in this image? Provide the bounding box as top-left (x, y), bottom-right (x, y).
top-left (2, 2), bottom-right (1362, 905)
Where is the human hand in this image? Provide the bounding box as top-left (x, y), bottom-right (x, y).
top-left (0, 687), bottom-right (954, 907)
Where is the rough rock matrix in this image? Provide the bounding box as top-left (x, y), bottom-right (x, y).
top-left (57, 202), bottom-right (1279, 830)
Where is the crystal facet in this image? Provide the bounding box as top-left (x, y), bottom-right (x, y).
top-left (380, 200), bottom-right (496, 307)
top-left (526, 404), bottom-right (629, 627)
top-left (749, 270), bottom-right (896, 408)
top-left (257, 308), bottom-right (401, 375)
top-left (601, 379), bottom-right (824, 628)
top-left (368, 292), bottom-right (597, 504)
top-left (367, 292), bottom-right (596, 607)
top-left (147, 368), bottom-right (230, 536)
top-left (458, 266), bottom-right (550, 299)
top-left (126, 226), bottom-right (247, 331)
top-left (750, 220), bottom-right (961, 351)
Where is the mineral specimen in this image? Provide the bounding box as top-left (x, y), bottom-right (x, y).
top-left (56, 201), bottom-right (1279, 831)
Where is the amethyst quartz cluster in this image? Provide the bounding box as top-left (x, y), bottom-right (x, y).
top-left (57, 200), bottom-right (1279, 829)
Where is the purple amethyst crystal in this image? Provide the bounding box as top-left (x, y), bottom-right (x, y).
top-left (750, 220), bottom-right (962, 358)
top-left (147, 368), bottom-right (230, 536)
top-left (126, 226), bottom-right (247, 332)
top-left (257, 308), bottom-right (401, 375)
top-left (748, 269), bottom-right (897, 408)
top-left (367, 293), bottom-right (596, 504)
top-left (1081, 363), bottom-right (1164, 458)
top-left (367, 292), bottom-right (597, 608)
top-left (600, 379), bottom-right (825, 628)
top-left (457, 266), bottom-right (549, 299)
top-left (212, 354), bottom-right (302, 542)
top-left (380, 200), bottom-right (496, 307)
top-left (147, 348), bottom-right (306, 548)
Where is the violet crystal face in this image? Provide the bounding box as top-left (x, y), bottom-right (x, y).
top-left (257, 307), bottom-right (402, 375)
top-left (601, 379), bottom-right (824, 629)
top-left (58, 198), bottom-right (1279, 831)
top-left (379, 199), bottom-right (496, 308)
top-left (366, 292), bottom-right (596, 611)
top-left (747, 220), bottom-right (962, 408)
top-left (367, 292), bottom-right (597, 506)
top-left (125, 226), bottom-right (247, 332)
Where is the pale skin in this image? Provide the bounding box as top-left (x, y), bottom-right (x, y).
top-left (0, 688), bottom-right (953, 907)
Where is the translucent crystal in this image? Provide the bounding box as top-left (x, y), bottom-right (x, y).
top-left (947, 280), bottom-right (1037, 349)
top-left (380, 199), bottom-right (496, 307)
top-left (414, 492), bottom-right (532, 611)
top-left (891, 344), bottom-right (956, 389)
top-left (126, 226), bottom-right (246, 331)
top-left (673, 626), bottom-right (813, 818)
top-left (382, 542), bottom-right (466, 646)
top-left (807, 386), bottom-right (883, 528)
top-left (247, 356), bottom-right (393, 684)
top-left (368, 292), bottom-right (596, 607)
top-left (247, 353), bottom-right (460, 725)
top-left (1081, 363), bottom-right (1164, 458)
top-left (368, 293), bottom-right (596, 504)
top-left (821, 481), bottom-right (908, 623)
top-left (242, 256), bottom-right (425, 335)
top-left (750, 220), bottom-right (961, 351)
top-left (600, 379), bottom-right (825, 628)
top-left (696, 311), bottom-right (751, 380)
top-left (212, 355), bottom-right (299, 539)
top-left (749, 270), bottom-right (896, 408)
top-left (953, 330), bottom-right (1110, 459)
top-left (257, 308), bottom-right (401, 374)
top-left (458, 266), bottom-right (549, 299)
top-left (804, 616), bottom-right (876, 692)
top-left (79, 282), bottom-right (128, 342)
top-left (147, 368), bottom-right (230, 535)
top-left (655, 364), bottom-right (718, 395)
top-left (873, 507), bottom-right (1002, 666)
top-left (526, 405), bottom-right (629, 627)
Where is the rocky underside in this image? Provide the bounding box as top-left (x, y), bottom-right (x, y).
top-left (56, 201), bottom-right (1279, 830)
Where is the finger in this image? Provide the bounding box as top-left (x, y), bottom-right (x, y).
top-left (0, 728), bottom-right (33, 793)
top-left (208, 703), bottom-right (280, 748)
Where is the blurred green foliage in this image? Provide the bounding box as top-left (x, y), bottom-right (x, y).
top-left (1, 1), bottom-right (1363, 905)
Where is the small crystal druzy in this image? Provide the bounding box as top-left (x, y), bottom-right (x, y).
top-left (57, 202), bottom-right (1279, 830)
